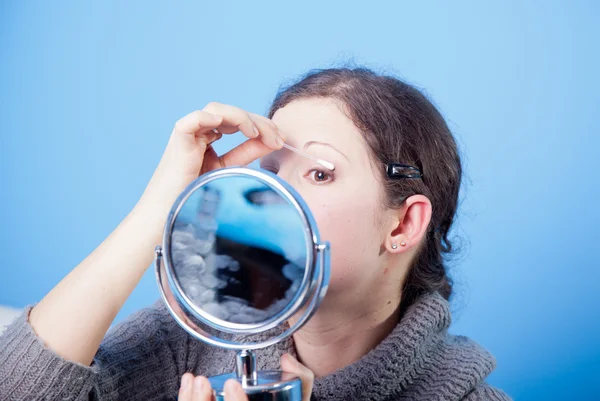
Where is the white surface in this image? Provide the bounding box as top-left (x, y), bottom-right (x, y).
top-left (0, 305), bottom-right (22, 335)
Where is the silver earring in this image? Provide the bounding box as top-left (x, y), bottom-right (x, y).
top-left (391, 243), bottom-right (398, 249)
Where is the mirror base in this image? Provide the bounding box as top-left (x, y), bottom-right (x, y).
top-left (209, 370), bottom-right (302, 401)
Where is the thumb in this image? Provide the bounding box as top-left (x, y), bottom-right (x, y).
top-left (281, 353), bottom-right (314, 401)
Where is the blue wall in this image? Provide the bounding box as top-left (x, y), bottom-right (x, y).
top-left (1, 1), bottom-right (598, 399)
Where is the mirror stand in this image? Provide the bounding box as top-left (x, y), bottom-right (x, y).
top-left (236, 350), bottom-right (258, 385)
top-left (208, 350), bottom-right (302, 401)
top-left (156, 167), bottom-right (330, 401)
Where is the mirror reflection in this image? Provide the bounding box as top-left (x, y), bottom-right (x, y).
top-left (170, 175), bottom-right (307, 324)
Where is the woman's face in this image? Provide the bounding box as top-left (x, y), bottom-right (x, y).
top-left (262, 98), bottom-right (391, 304)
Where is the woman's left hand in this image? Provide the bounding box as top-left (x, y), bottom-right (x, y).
top-left (178, 353), bottom-right (314, 401)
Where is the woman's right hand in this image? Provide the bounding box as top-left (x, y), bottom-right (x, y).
top-left (24, 103), bottom-right (284, 368)
top-left (137, 102), bottom-right (284, 224)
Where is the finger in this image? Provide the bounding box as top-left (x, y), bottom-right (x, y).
top-left (281, 354), bottom-right (314, 401)
top-left (206, 129), bottom-right (223, 146)
top-left (192, 376), bottom-right (213, 401)
top-left (203, 102), bottom-right (281, 150)
top-left (173, 110), bottom-right (224, 138)
top-left (249, 113), bottom-right (284, 150)
top-left (224, 379), bottom-right (249, 401)
top-left (249, 113), bottom-right (279, 133)
top-left (219, 137), bottom-right (273, 167)
top-left (200, 145), bottom-right (223, 174)
top-left (203, 102), bottom-right (258, 138)
top-left (178, 373), bottom-right (195, 401)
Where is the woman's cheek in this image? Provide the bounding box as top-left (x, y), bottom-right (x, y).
top-left (308, 195), bottom-right (378, 292)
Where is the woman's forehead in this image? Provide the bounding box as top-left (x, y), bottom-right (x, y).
top-left (271, 98), bottom-right (365, 155)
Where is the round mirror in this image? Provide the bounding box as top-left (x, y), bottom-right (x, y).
top-left (156, 167), bottom-right (330, 350)
top-left (171, 174), bottom-right (308, 325)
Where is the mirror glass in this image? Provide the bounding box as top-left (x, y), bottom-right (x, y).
top-left (169, 174), bottom-right (308, 325)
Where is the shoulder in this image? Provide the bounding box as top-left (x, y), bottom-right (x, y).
top-left (105, 300), bottom-right (184, 342)
top-left (399, 293), bottom-right (510, 400)
top-left (463, 383), bottom-right (512, 401)
top-left (437, 332), bottom-right (512, 401)
top-left (93, 300), bottom-right (214, 399)
top-left (97, 300), bottom-right (234, 374)
top-left (97, 299), bottom-right (193, 362)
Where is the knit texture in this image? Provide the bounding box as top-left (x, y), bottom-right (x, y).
top-left (0, 293), bottom-right (511, 400)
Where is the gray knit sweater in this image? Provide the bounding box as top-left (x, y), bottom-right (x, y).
top-left (0, 293), bottom-right (511, 401)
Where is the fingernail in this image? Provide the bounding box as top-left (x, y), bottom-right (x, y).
top-left (252, 125), bottom-right (260, 138)
top-left (193, 376), bottom-right (204, 393)
top-left (181, 374), bottom-right (191, 390)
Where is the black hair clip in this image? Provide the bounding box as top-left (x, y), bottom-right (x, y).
top-left (386, 163), bottom-right (423, 179)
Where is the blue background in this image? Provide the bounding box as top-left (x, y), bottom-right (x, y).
top-left (1, 1), bottom-right (598, 399)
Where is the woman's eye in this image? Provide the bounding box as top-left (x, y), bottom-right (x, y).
top-left (307, 169), bottom-right (332, 184)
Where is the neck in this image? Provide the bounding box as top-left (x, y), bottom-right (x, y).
top-left (289, 296), bottom-right (401, 378)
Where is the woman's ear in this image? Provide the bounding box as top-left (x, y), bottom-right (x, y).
top-left (385, 194), bottom-right (432, 253)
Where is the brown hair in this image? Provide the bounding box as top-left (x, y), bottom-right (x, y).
top-left (268, 67), bottom-right (462, 313)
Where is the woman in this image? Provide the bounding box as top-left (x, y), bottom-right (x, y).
top-left (0, 68), bottom-right (511, 401)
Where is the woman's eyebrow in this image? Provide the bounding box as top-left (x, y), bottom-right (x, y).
top-left (303, 140), bottom-right (350, 161)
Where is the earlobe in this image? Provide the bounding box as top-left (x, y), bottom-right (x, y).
top-left (389, 239), bottom-right (407, 252)
top-left (387, 194), bottom-right (432, 252)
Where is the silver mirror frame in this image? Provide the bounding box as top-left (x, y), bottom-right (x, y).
top-left (155, 167), bottom-right (330, 350)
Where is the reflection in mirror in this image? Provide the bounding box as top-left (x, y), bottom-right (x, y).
top-left (170, 175), bottom-right (307, 324)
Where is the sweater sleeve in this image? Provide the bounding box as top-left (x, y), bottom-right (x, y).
top-left (0, 301), bottom-right (192, 401)
top-left (463, 384), bottom-right (512, 401)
